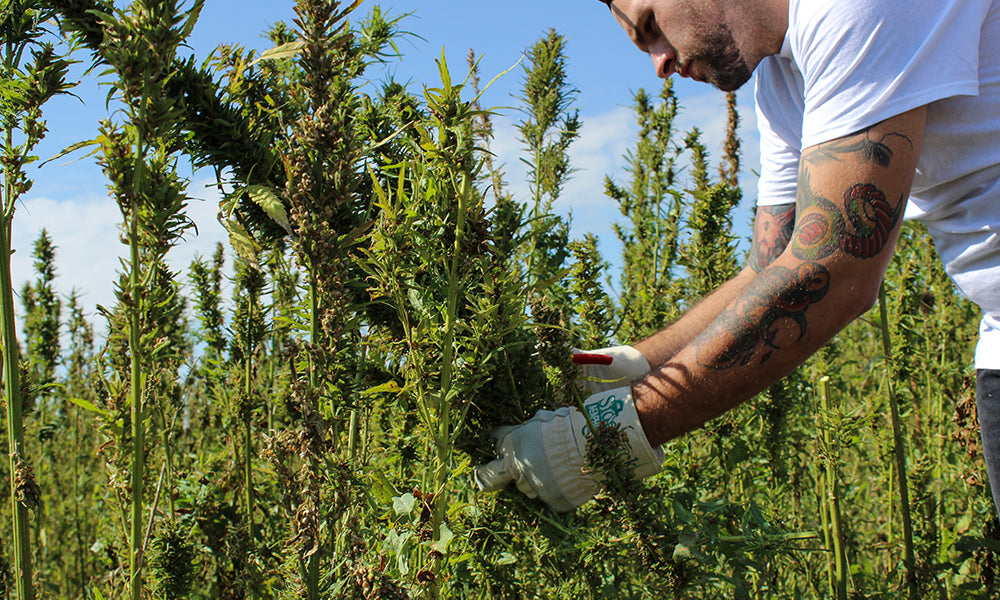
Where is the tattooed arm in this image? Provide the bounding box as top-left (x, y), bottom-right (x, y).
top-left (632, 204), bottom-right (796, 367)
top-left (633, 106), bottom-right (927, 446)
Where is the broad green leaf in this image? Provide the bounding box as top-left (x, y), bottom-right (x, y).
top-left (368, 469), bottom-right (397, 504)
top-left (393, 493), bottom-right (418, 516)
top-left (246, 184), bottom-right (293, 236)
top-left (68, 397), bottom-right (110, 419)
top-left (430, 522), bottom-right (454, 554)
top-left (363, 381), bottom-right (402, 396)
top-left (249, 41), bottom-right (306, 66)
top-left (384, 530), bottom-right (411, 575)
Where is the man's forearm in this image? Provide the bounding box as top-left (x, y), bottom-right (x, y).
top-left (632, 252), bottom-right (877, 446)
top-left (631, 106), bottom-right (926, 447)
top-left (632, 267), bottom-right (758, 367)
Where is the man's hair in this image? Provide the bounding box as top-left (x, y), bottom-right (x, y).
top-left (597, 0), bottom-right (611, 6)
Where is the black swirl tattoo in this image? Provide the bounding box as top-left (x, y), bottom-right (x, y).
top-left (695, 262), bottom-right (831, 369)
top-left (803, 124), bottom-right (913, 168)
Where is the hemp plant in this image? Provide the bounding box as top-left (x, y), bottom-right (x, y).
top-left (365, 51), bottom-right (538, 597)
top-left (249, 1), bottom-right (399, 596)
top-left (517, 28), bottom-right (579, 298)
top-left (1, 2), bottom-right (73, 597)
top-left (678, 135), bottom-right (742, 297)
top-left (18, 229), bottom-right (62, 584)
top-left (606, 82), bottom-right (685, 339)
top-left (82, 1), bottom-right (202, 597)
top-left (20, 229), bottom-right (61, 416)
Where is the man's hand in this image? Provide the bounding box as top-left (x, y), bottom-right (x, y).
top-left (573, 345), bottom-right (650, 394)
top-left (474, 386), bottom-right (664, 512)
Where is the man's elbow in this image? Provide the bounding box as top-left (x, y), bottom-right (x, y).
top-left (842, 279), bottom-right (884, 321)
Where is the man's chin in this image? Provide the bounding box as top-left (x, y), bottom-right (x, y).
top-left (708, 68), bottom-right (752, 92)
top-left (714, 79), bottom-right (748, 92)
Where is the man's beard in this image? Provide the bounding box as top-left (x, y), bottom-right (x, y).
top-left (690, 23), bottom-right (753, 91)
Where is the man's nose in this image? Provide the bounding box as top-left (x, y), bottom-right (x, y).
top-left (650, 45), bottom-right (675, 79)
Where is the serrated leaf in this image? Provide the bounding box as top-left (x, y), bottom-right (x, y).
top-left (41, 137), bottom-right (102, 167)
top-left (225, 219), bottom-right (261, 266)
top-left (249, 41), bottom-right (306, 66)
top-left (68, 397), bottom-right (110, 419)
top-left (246, 184), bottom-right (293, 236)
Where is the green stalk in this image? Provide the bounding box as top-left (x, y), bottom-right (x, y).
top-left (818, 465), bottom-right (834, 596)
top-left (348, 343), bottom-right (365, 465)
top-left (877, 283), bottom-right (917, 599)
top-left (128, 192), bottom-right (144, 600)
top-left (820, 378), bottom-right (847, 600)
top-left (1, 138), bottom-right (34, 600)
top-left (429, 172), bottom-right (470, 598)
top-left (128, 90), bottom-right (150, 600)
top-left (1, 31), bottom-right (35, 597)
top-left (243, 298), bottom-right (254, 541)
top-left (306, 273), bottom-right (320, 600)
top-left (888, 461), bottom-right (894, 545)
top-left (74, 408), bottom-right (85, 595)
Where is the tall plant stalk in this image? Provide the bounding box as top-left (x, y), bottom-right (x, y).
top-left (1, 5), bottom-right (73, 596)
top-left (127, 170), bottom-right (144, 599)
top-left (432, 171), bottom-right (470, 577)
top-left (0, 184), bottom-right (33, 600)
top-left (820, 377), bottom-right (847, 600)
top-left (89, 4), bottom-right (202, 597)
top-left (121, 81), bottom-right (154, 594)
top-left (878, 283), bottom-right (917, 598)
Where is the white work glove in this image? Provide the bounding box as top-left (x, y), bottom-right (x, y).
top-left (474, 386), bottom-right (664, 513)
top-left (573, 345), bottom-right (650, 394)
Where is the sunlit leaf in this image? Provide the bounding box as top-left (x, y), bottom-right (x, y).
top-left (392, 493), bottom-right (417, 516)
top-left (248, 41), bottom-right (306, 66)
top-left (246, 184), bottom-right (293, 236)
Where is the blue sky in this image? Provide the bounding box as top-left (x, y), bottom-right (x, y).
top-left (16, 0), bottom-right (758, 321)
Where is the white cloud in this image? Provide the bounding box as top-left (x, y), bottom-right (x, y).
top-left (12, 177), bottom-right (231, 331)
top-left (484, 85), bottom-right (761, 278)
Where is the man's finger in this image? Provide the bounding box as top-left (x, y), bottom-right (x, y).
top-left (475, 458), bottom-right (513, 491)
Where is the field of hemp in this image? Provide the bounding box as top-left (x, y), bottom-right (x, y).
top-left (1, 0), bottom-right (998, 598)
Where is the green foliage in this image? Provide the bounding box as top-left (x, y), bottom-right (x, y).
top-left (21, 229), bottom-right (60, 403)
top-left (148, 520), bottom-right (197, 599)
top-left (568, 234), bottom-right (616, 349)
top-left (5, 3), bottom-right (997, 600)
top-left (517, 28), bottom-right (578, 296)
top-left (2, 3), bottom-right (75, 598)
top-left (607, 83), bottom-right (685, 339)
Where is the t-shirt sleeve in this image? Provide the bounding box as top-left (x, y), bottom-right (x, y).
top-left (755, 55), bottom-right (803, 207)
top-left (792, 0), bottom-right (987, 149)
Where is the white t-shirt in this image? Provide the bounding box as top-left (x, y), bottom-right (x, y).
top-left (755, 0), bottom-right (1000, 369)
